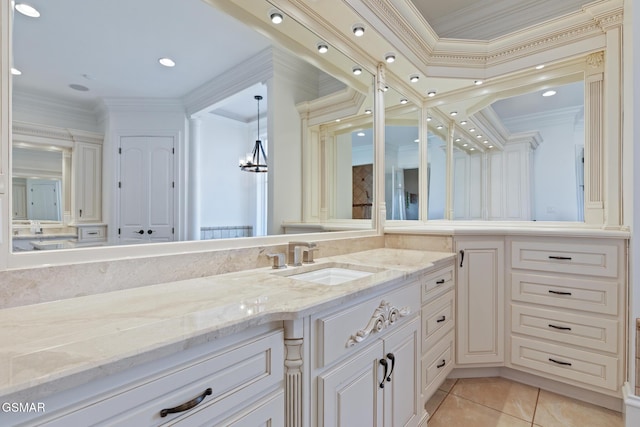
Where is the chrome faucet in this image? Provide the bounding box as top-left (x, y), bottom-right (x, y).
top-left (288, 241), bottom-right (318, 266)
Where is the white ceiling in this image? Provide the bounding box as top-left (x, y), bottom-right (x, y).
top-left (410, 0), bottom-right (591, 40)
top-left (12, 0), bottom-right (270, 108)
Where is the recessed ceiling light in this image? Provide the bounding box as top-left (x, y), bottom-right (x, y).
top-left (409, 74), bottom-right (419, 83)
top-left (455, 138), bottom-right (461, 142)
top-left (427, 91), bottom-right (436, 97)
top-left (365, 109), bottom-right (372, 114)
top-left (385, 53), bottom-right (396, 63)
top-left (69, 84), bottom-right (89, 92)
top-left (542, 90), bottom-right (557, 97)
top-left (476, 135), bottom-right (483, 139)
top-left (317, 43), bottom-right (329, 53)
top-left (158, 57), bottom-right (176, 67)
top-left (15, 3), bottom-right (40, 18)
top-left (450, 111), bottom-right (457, 116)
top-left (469, 128), bottom-right (476, 133)
top-left (383, 86), bottom-right (389, 92)
top-left (426, 116), bottom-right (432, 121)
top-left (536, 64), bottom-right (545, 70)
top-left (436, 125), bottom-right (443, 130)
top-left (352, 66), bottom-right (362, 75)
top-left (414, 139), bottom-right (419, 143)
top-left (463, 143), bottom-right (468, 147)
top-left (488, 145), bottom-right (494, 148)
top-left (269, 11), bottom-right (283, 24)
top-left (335, 118), bottom-right (341, 122)
top-left (400, 98), bottom-right (408, 104)
top-left (470, 147), bottom-right (476, 151)
top-left (474, 80), bottom-right (483, 85)
top-left (357, 132), bottom-right (365, 137)
top-left (460, 120), bottom-right (468, 125)
top-left (11, 68), bottom-right (21, 75)
top-left (352, 24), bottom-right (365, 37)
top-left (483, 140), bottom-right (489, 144)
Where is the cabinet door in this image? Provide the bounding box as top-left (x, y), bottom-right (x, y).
top-left (73, 141), bottom-right (102, 222)
top-left (318, 341), bottom-right (384, 427)
top-left (383, 317), bottom-right (421, 427)
top-left (456, 239), bottom-right (505, 365)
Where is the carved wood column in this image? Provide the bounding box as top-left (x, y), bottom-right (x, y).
top-left (374, 63), bottom-right (386, 232)
top-left (584, 51), bottom-right (605, 225)
top-left (284, 320), bottom-right (304, 427)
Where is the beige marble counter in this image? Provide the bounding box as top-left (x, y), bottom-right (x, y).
top-left (0, 248), bottom-right (454, 401)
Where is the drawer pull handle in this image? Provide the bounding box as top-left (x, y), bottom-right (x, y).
top-left (436, 279), bottom-right (445, 285)
top-left (436, 316), bottom-right (446, 323)
top-left (548, 290), bottom-right (572, 296)
top-left (87, 232), bottom-right (98, 235)
top-left (436, 360), bottom-right (446, 368)
top-left (459, 250), bottom-right (465, 267)
top-left (379, 358), bottom-right (388, 388)
top-left (160, 388), bottom-right (212, 417)
top-left (549, 358), bottom-right (572, 367)
top-left (386, 353), bottom-right (395, 383)
top-left (548, 324), bottom-right (572, 331)
top-left (549, 255), bottom-right (572, 260)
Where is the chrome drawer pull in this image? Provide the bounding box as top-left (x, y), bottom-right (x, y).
top-left (548, 324), bottom-right (572, 331)
top-left (436, 315), bottom-right (446, 323)
top-left (548, 358), bottom-right (572, 367)
top-left (548, 255), bottom-right (572, 260)
top-left (436, 279), bottom-right (445, 285)
top-left (160, 388), bottom-right (212, 417)
top-left (436, 360), bottom-right (446, 368)
top-left (548, 290), bottom-right (572, 296)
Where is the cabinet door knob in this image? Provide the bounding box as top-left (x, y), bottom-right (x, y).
top-left (385, 353), bottom-right (395, 383)
top-left (379, 359), bottom-right (388, 388)
top-left (136, 229), bottom-right (144, 235)
top-left (147, 229), bottom-right (153, 235)
top-left (160, 387), bottom-right (212, 417)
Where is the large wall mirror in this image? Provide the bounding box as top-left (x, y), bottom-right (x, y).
top-left (9, 0), bottom-right (375, 253)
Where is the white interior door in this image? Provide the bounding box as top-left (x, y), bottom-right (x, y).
top-left (119, 136), bottom-right (175, 244)
top-left (27, 179), bottom-right (61, 221)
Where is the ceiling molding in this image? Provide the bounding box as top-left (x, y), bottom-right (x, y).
top-left (13, 121), bottom-right (103, 147)
top-left (297, 86), bottom-right (367, 127)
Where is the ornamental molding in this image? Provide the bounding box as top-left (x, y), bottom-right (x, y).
top-left (12, 121), bottom-right (103, 146)
top-left (346, 300), bottom-right (411, 347)
top-left (587, 51), bottom-right (605, 69)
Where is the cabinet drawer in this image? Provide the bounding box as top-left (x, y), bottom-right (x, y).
top-left (511, 304), bottom-right (618, 353)
top-left (78, 225), bottom-right (106, 241)
top-left (511, 272), bottom-right (619, 315)
top-left (422, 290), bottom-right (454, 350)
top-left (511, 240), bottom-right (618, 278)
top-left (422, 265), bottom-right (454, 303)
top-left (511, 336), bottom-right (618, 391)
top-left (43, 330), bottom-right (284, 426)
top-left (422, 330), bottom-right (454, 400)
top-left (316, 283), bottom-right (420, 368)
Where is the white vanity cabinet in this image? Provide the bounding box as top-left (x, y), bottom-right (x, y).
top-left (454, 238), bottom-right (505, 366)
top-left (72, 140), bottom-right (102, 223)
top-left (419, 262), bottom-right (455, 407)
top-left (10, 325), bottom-right (284, 427)
top-left (312, 282), bottom-right (423, 427)
top-left (507, 237), bottom-right (626, 396)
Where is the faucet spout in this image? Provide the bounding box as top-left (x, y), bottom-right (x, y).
top-left (288, 241), bottom-right (318, 266)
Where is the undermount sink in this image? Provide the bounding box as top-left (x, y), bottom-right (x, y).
top-left (277, 262), bottom-right (382, 286)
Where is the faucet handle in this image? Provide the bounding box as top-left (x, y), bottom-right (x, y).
top-left (303, 247), bottom-right (319, 264)
top-left (267, 253), bottom-right (287, 269)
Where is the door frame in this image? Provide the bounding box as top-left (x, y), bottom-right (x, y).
top-left (111, 129), bottom-right (184, 243)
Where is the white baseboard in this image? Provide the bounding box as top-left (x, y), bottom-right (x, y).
top-left (623, 382), bottom-right (640, 427)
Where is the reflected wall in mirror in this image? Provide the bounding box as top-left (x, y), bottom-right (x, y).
top-left (435, 76), bottom-right (584, 222)
top-left (426, 115), bottom-right (447, 220)
top-left (384, 88), bottom-right (420, 220)
top-left (10, 0), bottom-right (374, 252)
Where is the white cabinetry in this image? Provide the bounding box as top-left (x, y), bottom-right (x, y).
top-left (419, 262), bottom-right (455, 408)
top-left (72, 141), bottom-right (102, 223)
top-left (507, 237), bottom-right (626, 396)
top-left (12, 325), bottom-right (284, 427)
top-left (455, 238), bottom-right (505, 365)
top-left (313, 282), bottom-right (422, 427)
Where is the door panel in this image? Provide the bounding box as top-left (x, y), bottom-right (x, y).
top-left (119, 136), bottom-right (174, 243)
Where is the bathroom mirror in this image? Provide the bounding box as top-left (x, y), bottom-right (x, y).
top-left (433, 75), bottom-right (584, 222)
top-left (9, 0), bottom-right (375, 252)
top-left (384, 87), bottom-right (420, 221)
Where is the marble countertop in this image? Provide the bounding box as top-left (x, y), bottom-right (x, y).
top-left (0, 248), bottom-right (454, 400)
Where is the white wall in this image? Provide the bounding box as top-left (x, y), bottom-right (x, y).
top-left (336, 133), bottom-right (353, 219)
top-left (198, 114), bottom-right (257, 229)
top-left (427, 138), bottom-right (446, 220)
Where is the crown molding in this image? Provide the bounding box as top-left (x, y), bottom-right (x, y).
top-left (297, 86), bottom-right (367, 127)
top-left (100, 98), bottom-right (185, 114)
top-left (12, 120), bottom-right (103, 147)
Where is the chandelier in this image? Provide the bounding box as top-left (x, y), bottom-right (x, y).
top-left (239, 95), bottom-right (268, 173)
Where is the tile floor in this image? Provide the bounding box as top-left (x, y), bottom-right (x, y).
top-left (426, 377), bottom-right (624, 427)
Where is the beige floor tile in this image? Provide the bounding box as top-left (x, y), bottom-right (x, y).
top-left (450, 377), bottom-right (539, 422)
top-left (428, 394), bottom-right (531, 427)
top-left (438, 377), bottom-right (457, 392)
top-left (534, 390), bottom-right (623, 427)
top-left (425, 390), bottom-right (447, 420)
